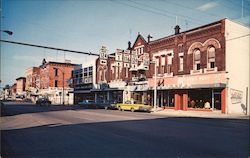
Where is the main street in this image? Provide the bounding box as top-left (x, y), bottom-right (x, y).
top-left (1, 102), bottom-right (249, 158)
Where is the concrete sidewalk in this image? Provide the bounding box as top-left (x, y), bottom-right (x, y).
top-left (151, 109), bottom-right (250, 119)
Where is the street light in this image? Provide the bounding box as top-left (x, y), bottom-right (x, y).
top-left (0, 30), bottom-right (13, 36)
top-left (150, 60), bottom-right (157, 112)
top-left (54, 68), bottom-right (65, 105)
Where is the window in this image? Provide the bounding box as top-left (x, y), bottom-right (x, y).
top-left (193, 49), bottom-right (201, 70)
top-left (55, 80), bottom-right (58, 87)
top-left (167, 55), bottom-right (172, 65)
top-left (89, 66), bottom-right (93, 71)
top-left (178, 44), bottom-right (183, 53)
top-left (208, 46), bottom-right (216, 69)
top-left (54, 68), bottom-right (58, 76)
top-left (179, 56), bottom-right (184, 71)
top-left (89, 71), bottom-right (93, 77)
top-left (166, 65), bottom-right (171, 74)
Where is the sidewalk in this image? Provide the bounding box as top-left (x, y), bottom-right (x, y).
top-left (151, 109), bottom-right (250, 119)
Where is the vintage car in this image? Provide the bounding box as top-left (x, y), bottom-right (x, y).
top-left (36, 97), bottom-right (51, 106)
top-left (116, 101), bottom-right (152, 112)
top-left (95, 102), bottom-right (118, 110)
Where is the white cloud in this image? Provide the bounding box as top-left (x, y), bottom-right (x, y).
top-left (197, 2), bottom-right (218, 11)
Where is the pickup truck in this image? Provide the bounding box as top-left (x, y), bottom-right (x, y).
top-left (116, 101), bottom-right (152, 112)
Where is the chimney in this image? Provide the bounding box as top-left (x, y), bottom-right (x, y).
top-left (147, 34), bottom-right (153, 43)
top-left (128, 41), bottom-right (131, 50)
top-left (174, 25), bottom-right (180, 35)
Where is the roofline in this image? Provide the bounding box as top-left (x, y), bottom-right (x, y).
top-left (150, 18), bottom-right (226, 44)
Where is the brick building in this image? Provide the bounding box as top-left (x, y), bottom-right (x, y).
top-left (147, 19), bottom-right (249, 114)
top-left (16, 77), bottom-right (26, 98)
top-left (25, 67), bottom-right (40, 99)
top-left (39, 59), bottom-right (78, 104)
top-left (93, 18), bottom-right (249, 115)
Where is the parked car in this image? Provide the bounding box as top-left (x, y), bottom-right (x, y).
top-left (36, 97), bottom-right (51, 106)
top-left (95, 101), bottom-right (118, 110)
top-left (116, 101), bottom-right (152, 112)
top-left (78, 100), bottom-right (95, 108)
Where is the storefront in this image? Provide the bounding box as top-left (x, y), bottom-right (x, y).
top-left (148, 72), bottom-right (227, 113)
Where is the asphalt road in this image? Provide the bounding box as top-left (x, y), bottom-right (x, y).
top-left (1, 102), bottom-right (249, 158)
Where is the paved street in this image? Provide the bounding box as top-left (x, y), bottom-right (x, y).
top-left (1, 102), bottom-right (249, 158)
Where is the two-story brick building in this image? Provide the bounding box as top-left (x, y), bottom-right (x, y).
top-left (147, 19), bottom-right (249, 114)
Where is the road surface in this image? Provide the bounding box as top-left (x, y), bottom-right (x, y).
top-left (1, 102), bottom-right (249, 158)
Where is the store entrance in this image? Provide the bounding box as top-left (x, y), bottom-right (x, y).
top-left (214, 93), bottom-right (221, 110)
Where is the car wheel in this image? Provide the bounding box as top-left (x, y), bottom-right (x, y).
top-left (131, 108), bottom-right (135, 112)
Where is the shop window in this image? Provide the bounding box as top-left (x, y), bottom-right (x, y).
top-left (207, 46), bottom-right (216, 69)
top-left (188, 89), bottom-right (212, 109)
top-left (193, 49), bottom-right (201, 70)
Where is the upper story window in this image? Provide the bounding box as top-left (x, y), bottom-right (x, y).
top-left (167, 54), bottom-right (172, 65)
top-left (54, 68), bottom-right (58, 76)
top-left (193, 49), bottom-right (201, 70)
top-left (207, 46), bottom-right (215, 69)
top-left (179, 55), bottom-right (184, 71)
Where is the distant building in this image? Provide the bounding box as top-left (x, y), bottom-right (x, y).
top-left (25, 67), bottom-right (40, 100)
top-left (10, 83), bottom-right (17, 99)
top-left (39, 59), bottom-right (79, 104)
top-left (16, 77), bottom-right (26, 98)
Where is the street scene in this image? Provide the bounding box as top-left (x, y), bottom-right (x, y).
top-left (1, 102), bottom-right (249, 158)
top-left (1, 0), bottom-right (250, 157)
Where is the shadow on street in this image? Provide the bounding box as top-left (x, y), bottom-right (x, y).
top-left (1, 115), bottom-right (249, 158)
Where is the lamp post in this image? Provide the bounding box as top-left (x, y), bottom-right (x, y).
top-left (54, 68), bottom-right (65, 105)
top-left (150, 60), bottom-right (157, 112)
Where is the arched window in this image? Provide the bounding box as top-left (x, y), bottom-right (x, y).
top-left (207, 46), bottom-right (215, 69)
top-left (193, 49), bottom-right (201, 70)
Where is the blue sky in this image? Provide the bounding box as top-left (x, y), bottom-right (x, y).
top-left (1, 0), bottom-right (250, 88)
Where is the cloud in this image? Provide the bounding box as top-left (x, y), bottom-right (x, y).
top-left (197, 2), bottom-right (218, 11)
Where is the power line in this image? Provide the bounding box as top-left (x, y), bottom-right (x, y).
top-left (0, 40), bottom-right (99, 56)
top-left (110, 0), bottom-right (176, 21)
top-left (127, 0), bottom-right (205, 25)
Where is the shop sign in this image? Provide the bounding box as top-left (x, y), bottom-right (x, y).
top-left (230, 88), bottom-right (243, 104)
top-left (148, 72), bottom-right (227, 88)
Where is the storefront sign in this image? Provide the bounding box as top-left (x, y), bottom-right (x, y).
top-left (148, 72), bottom-right (227, 88)
top-left (230, 88), bottom-right (243, 104)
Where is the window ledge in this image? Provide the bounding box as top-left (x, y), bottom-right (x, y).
top-left (204, 67), bottom-right (218, 73)
top-left (190, 69), bottom-right (202, 75)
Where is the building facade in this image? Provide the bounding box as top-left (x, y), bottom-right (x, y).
top-left (70, 62), bottom-right (97, 104)
top-left (146, 19), bottom-right (249, 114)
top-left (39, 59), bottom-right (78, 104)
top-left (25, 67), bottom-right (40, 100)
top-left (16, 77), bottom-right (26, 98)
top-left (93, 18), bottom-right (249, 115)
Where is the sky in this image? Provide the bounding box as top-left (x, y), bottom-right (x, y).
top-left (1, 0), bottom-right (250, 88)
